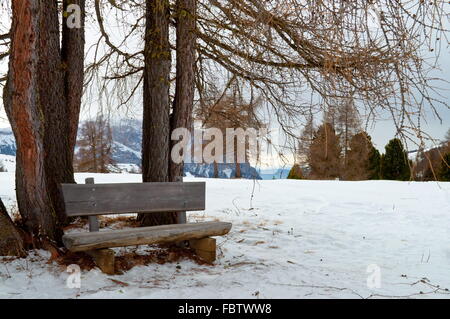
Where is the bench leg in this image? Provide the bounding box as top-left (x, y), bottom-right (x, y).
top-left (189, 237), bottom-right (216, 263)
top-left (86, 249), bottom-right (115, 275)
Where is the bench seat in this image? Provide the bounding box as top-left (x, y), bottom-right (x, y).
top-left (63, 221), bottom-right (232, 252)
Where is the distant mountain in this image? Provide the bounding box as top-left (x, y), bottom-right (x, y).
top-left (112, 141), bottom-right (142, 166)
top-left (111, 119), bottom-right (142, 166)
top-left (185, 163), bottom-right (262, 180)
top-left (0, 122), bottom-right (262, 179)
top-left (0, 128), bottom-right (16, 156)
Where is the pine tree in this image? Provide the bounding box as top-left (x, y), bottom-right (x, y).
top-left (368, 147), bottom-right (381, 180)
top-left (380, 138), bottom-right (411, 181)
top-left (438, 152), bottom-right (450, 181)
top-left (287, 164), bottom-right (304, 180)
top-left (308, 123), bottom-right (341, 179)
top-left (344, 132), bottom-right (376, 180)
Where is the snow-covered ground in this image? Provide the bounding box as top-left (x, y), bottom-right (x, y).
top-left (0, 154), bottom-right (16, 173)
top-left (0, 172), bottom-right (449, 299)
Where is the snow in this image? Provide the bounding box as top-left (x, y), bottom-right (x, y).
top-left (112, 163), bottom-right (141, 174)
top-left (0, 155), bottom-right (16, 173)
top-left (0, 173), bottom-right (450, 299)
top-left (0, 128), bottom-right (15, 145)
top-left (113, 141), bottom-right (142, 159)
top-left (223, 168), bottom-right (232, 178)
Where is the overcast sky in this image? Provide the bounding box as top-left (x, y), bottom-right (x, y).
top-left (0, 6), bottom-right (448, 167)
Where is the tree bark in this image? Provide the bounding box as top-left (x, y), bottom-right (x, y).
top-left (4, 0), bottom-right (61, 242)
top-left (62, 0), bottom-right (85, 156)
top-left (213, 161), bottom-right (219, 178)
top-left (0, 199), bottom-right (25, 257)
top-left (169, 0), bottom-right (197, 182)
top-left (139, 0), bottom-right (173, 226)
top-left (168, 0), bottom-right (197, 224)
top-left (4, 0), bottom-right (84, 242)
top-left (41, 0), bottom-right (76, 227)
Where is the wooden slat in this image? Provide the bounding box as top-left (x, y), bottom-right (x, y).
top-left (60, 182), bottom-right (205, 217)
top-left (63, 221), bottom-right (232, 252)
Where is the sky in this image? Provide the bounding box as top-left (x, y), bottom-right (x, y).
top-left (0, 4), bottom-right (448, 168)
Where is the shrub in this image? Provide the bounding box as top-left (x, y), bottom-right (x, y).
top-left (287, 164), bottom-right (304, 179)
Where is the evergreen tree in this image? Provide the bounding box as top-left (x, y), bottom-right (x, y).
top-left (308, 123), bottom-right (341, 179)
top-left (438, 152), bottom-right (450, 181)
top-left (380, 138), bottom-right (411, 181)
top-left (368, 147), bottom-right (381, 180)
top-left (344, 132), bottom-right (376, 180)
top-left (287, 164), bottom-right (304, 180)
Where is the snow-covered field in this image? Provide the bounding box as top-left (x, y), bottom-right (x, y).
top-left (0, 172), bottom-right (449, 299)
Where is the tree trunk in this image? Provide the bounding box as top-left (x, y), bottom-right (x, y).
top-left (169, 0), bottom-right (197, 182)
top-left (139, 0), bottom-right (173, 226)
top-left (3, 0), bottom-right (61, 242)
top-left (0, 199), bottom-right (25, 257)
top-left (168, 0), bottom-right (197, 224)
top-left (62, 0), bottom-right (85, 156)
top-left (213, 161), bottom-right (219, 178)
top-left (234, 140), bottom-right (241, 178)
top-left (41, 0), bottom-right (76, 227)
top-left (235, 162), bottom-right (242, 178)
top-left (4, 0), bottom-right (84, 242)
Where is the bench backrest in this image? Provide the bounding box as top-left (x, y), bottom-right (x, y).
top-left (60, 181), bottom-right (206, 217)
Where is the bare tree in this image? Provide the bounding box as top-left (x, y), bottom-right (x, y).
top-left (195, 85), bottom-right (263, 178)
top-left (335, 96), bottom-right (361, 168)
top-left (75, 116), bottom-right (115, 173)
top-left (297, 113), bottom-right (315, 163)
top-left (88, 0), bottom-right (448, 161)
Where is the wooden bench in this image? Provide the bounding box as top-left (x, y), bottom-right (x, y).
top-left (60, 178), bottom-right (232, 274)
